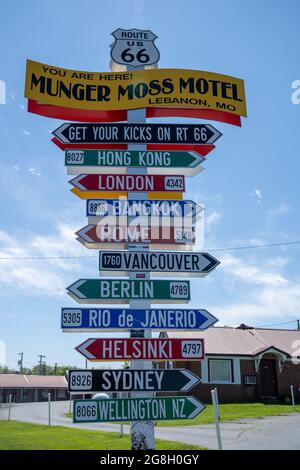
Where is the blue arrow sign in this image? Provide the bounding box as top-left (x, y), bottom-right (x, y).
top-left (61, 307), bottom-right (218, 331)
top-left (86, 199), bottom-right (202, 220)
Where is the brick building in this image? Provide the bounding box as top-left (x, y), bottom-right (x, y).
top-left (159, 325), bottom-right (300, 403)
top-left (0, 375), bottom-right (68, 403)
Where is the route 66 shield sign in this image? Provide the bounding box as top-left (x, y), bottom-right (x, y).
top-left (111, 28), bottom-right (160, 68)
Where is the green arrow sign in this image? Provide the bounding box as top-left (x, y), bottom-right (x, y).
top-left (73, 396), bottom-right (205, 423)
top-left (67, 279), bottom-right (190, 304)
top-left (65, 149), bottom-right (205, 176)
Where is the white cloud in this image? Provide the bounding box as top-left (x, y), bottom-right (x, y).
top-left (251, 187), bottom-right (262, 203)
top-left (214, 282), bottom-right (300, 325)
top-left (19, 104), bottom-right (25, 111)
top-left (28, 168), bottom-right (41, 177)
top-left (220, 253), bottom-right (288, 287)
top-left (23, 130), bottom-right (30, 136)
top-left (205, 210), bottom-right (222, 230)
top-left (13, 166), bottom-right (20, 171)
top-left (211, 251), bottom-right (300, 325)
top-left (268, 202), bottom-right (290, 219)
top-left (0, 224), bottom-right (89, 298)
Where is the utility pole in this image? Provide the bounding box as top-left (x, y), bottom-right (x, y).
top-left (37, 355), bottom-right (46, 375)
top-left (297, 319), bottom-right (300, 330)
top-left (18, 352), bottom-right (24, 374)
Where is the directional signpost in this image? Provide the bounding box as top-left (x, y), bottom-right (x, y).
top-left (68, 369), bottom-right (200, 393)
top-left (24, 26), bottom-right (247, 450)
top-left (86, 198), bottom-right (202, 220)
top-left (61, 307), bottom-right (218, 331)
top-left (75, 338), bottom-right (204, 361)
top-left (99, 250), bottom-right (220, 277)
top-left (76, 224), bottom-right (195, 249)
top-left (67, 279), bottom-right (191, 304)
top-left (65, 149), bottom-right (205, 177)
top-left (53, 122), bottom-right (222, 146)
top-left (73, 396), bottom-right (205, 423)
top-left (70, 174), bottom-right (185, 193)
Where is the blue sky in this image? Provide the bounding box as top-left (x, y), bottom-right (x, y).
top-left (0, 0), bottom-right (300, 370)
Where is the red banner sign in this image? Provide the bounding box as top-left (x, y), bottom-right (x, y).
top-left (76, 224), bottom-right (195, 246)
top-left (28, 99), bottom-right (242, 127)
top-left (76, 338), bottom-right (205, 361)
top-left (70, 174), bottom-right (185, 192)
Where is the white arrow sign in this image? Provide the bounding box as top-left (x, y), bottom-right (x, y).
top-left (99, 250), bottom-right (220, 277)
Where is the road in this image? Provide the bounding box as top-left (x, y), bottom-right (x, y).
top-left (0, 400), bottom-right (299, 450)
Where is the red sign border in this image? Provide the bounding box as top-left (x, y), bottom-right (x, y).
top-left (28, 99), bottom-right (241, 127)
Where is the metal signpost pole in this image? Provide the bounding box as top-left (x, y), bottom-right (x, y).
top-left (211, 389), bottom-right (222, 450)
top-left (290, 384), bottom-right (295, 410)
top-left (127, 67), bottom-right (155, 450)
top-left (214, 387), bottom-right (220, 420)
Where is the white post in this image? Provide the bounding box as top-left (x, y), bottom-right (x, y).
top-left (214, 387), bottom-right (220, 420)
top-left (69, 392), bottom-right (72, 414)
top-left (8, 393), bottom-right (12, 421)
top-left (211, 389), bottom-right (222, 450)
top-left (127, 65), bottom-right (155, 450)
top-left (290, 385), bottom-right (295, 410)
top-left (48, 392), bottom-right (51, 426)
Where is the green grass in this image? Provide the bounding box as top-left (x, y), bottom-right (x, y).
top-left (66, 402), bottom-right (299, 427)
top-left (157, 402), bottom-right (300, 427)
top-left (0, 421), bottom-right (205, 450)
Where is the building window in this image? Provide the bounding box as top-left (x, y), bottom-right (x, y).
top-left (208, 359), bottom-right (233, 383)
top-left (57, 388), bottom-right (67, 399)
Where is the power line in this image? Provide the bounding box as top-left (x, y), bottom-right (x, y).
top-left (0, 240), bottom-right (299, 260)
top-left (254, 319), bottom-right (299, 328)
top-left (209, 241), bottom-right (300, 252)
top-left (0, 255), bottom-right (96, 260)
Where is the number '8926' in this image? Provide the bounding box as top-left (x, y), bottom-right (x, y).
top-left (70, 372), bottom-right (92, 390)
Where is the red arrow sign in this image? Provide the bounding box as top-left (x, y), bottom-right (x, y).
top-left (75, 338), bottom-right (205, 361)
top-left (76, 224), bottom-right (195, 246)
top-left (51, 136), bottom-right (215, 156)
top-left (70, 174), bottom-right (185, 192)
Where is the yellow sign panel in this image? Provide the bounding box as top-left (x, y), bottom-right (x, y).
top-left (25, 60), bottom-right (247, 117)
top-left (71, 188), bottom-right (183, 201)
